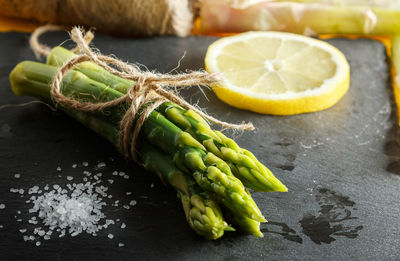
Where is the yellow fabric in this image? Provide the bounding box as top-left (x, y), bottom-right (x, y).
top-left (0, 15), bottom-right (39, 32)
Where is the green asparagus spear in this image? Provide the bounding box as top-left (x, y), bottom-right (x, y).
top-left (157, 102), bottom-right (287, 192)
top-left (10, 61), bottom-right (266, 223)
top-left (46, 46), bottom-right (287, 193)
top-left (141, 110), bottom-right (266, 222)
top-left (46, 46), bottom-right (133, 94)
top-left (139, 141), bottom-right (235, 239)
top-left (223, 208), bottom-right (263, 238)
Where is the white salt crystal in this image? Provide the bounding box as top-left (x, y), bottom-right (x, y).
top-left (119, 171), bottom-right (125, 177)
top-left (121, 223), bottom-right (126, 229)
top-left (26, 181), bottom-right (114, 241)
top-left (112, 171), bottom-right (118, 176)
top-left (129, 200), bottom-right (137, 206)
top-left (82, 161), bottom-right (89, 167)
top-left (36, 241), bottom-right (41, 246)
top-left (107, 179), bottom-right (114, 184)
top-left (19, 189), bottom-right (24, 194)
top-left (17, 210), bottom-right (21, 214)
top-left (97, 162), bottom-right (106, 168)
top-left (150, 183), bottom-right (154, 188)
top-left (56, 166), bottom-right (62, 172)
top-left (118, 243), bottom-right (125, 247)
top-left (0, 204), bottom-right (5, 209)
top-left (19, 229), bottom-right (27, 233)
top-left (71, 231), bottom-right (80, 237)
top-left (66, 176), bottom-right (74, 181)
top-left (126, 192), bottom-right (132, 196)
top-left (123, 205), bottom-right (130, 210)
top-left (0, 225), bottom-right (3, 228)
top-left (107, 233), bottom-right (114, 239)
top-left (14, 173), bottom-right (21, 179)
top-left (123, 175), bottom-right (129, 179)
top-left (72, 164), bottom-right (77, 168)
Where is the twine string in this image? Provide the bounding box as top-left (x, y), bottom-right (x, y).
top-left (30, 25), bottom-right (254, 162)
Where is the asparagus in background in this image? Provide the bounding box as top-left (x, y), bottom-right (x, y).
top-left (46, 46), bottom-right (287, 193)
top-left (198, 0), bottom-right (400, 36)
top-left (9, 61), bottom-right (267, 235)
top-left (391, 35), bottom-right (400, 125)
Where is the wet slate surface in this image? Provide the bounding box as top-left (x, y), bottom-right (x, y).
top-left (0, 31), bottom-right (399, 260)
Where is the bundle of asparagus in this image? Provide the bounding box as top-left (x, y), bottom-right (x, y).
top-left (9, 46), bottom-right (287, 239)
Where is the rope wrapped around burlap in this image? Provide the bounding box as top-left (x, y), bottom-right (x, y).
top-left (29, 25), bottom-right (254, 163)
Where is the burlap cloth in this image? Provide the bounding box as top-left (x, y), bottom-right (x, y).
top-left (0, 0), bottom-right (197, 36)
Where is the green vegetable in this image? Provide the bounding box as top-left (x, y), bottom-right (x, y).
top-left (9, 61), bottom-right (267, 236)
top-left (140, 140), bottom-right (235, 239)
top-left (157, 102), bottom-right (287, 192)
top-left (46, 46), bottom-right (287, 193)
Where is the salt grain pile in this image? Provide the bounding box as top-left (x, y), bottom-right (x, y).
top-left (10, 160), bottom-right (134, 247)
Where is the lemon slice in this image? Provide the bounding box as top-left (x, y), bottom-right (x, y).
top-left (205, 31), bottom-right (350, 115)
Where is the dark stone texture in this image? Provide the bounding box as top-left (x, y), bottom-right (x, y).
top-left (0, 31), bottom-right (399, 260)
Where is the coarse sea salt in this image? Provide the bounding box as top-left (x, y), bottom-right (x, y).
top-left (22, 181), bottom-right (113, 244)
top-left (12, 161), bottom-right (137, 247)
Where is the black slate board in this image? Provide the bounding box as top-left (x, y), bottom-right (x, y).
top-left (0, 31), bottom-right (399, 261)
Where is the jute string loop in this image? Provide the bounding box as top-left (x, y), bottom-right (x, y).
top-left (30, 25), bottom-right (254, 162)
